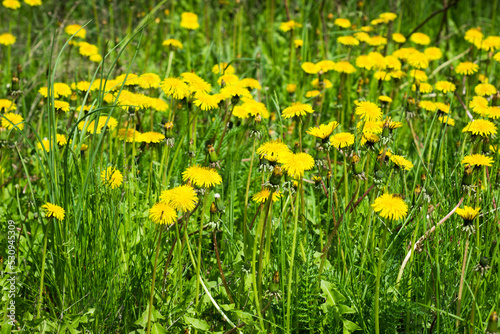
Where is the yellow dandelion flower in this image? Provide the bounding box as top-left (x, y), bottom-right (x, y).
top-left (407, 52), bottom-right (429, 69)
top-left (257, 140), bottom-right (291, 162)
top-left (338, 35), bottom-right (359, 46)
top-left (461, 154), bottom-right (494, 167)
top-left (392, 47), bottom-right (418, 60)
top-left (354, 32), bottom-right (371, 43)
top-left (149, 202), bottom-right (177, 225)
top-left (116, 128), bottom-right (143, 143)
top-left (0, 32), bottom-right (16, 45)
top-left (418, 100), bottom-right (437, 112)
top-left (161, 77), bottom-right (190, 99)
top-left (438, 116), bottom-right (455, 126)
top-left (3, 0), bottom-right (20, 9)
top-left (42, 202), bottom-right (65, 221)
top-left (435, 102), bottom-right (450, 114)
top-left (79, 116), bottom-right (118, 134)
top-left (487, 106), bottom-right (500, 119)
top-left (409, 69), bottom-right (428, 82)
top-left (306, 121), bottom-right (339, 139)
top-left (316, 60), bottom-right (337, 72)
top-left (136, 73), bottom-right (161, 89)
top-left (469, 96), bottom-right (489, 116)
top-left (286, 84), bottom-right (297, 94)
top-left (39, 82), bottom-right (72, 98)
top-left (163, 38), bottom-right (183, 49)
top-left (424, 47), bottom-right (442, 60)
top-left (24, 0), bottom-right (42, 6)
top-left (330, 132), bottom-right (355, 149)
top-left (372, 194), bottom-right (408, 220)
top-left (462, 119), bottom-right (497, 137)
top-left (334, 18), bottom-right (351, 28)
top-left (410, 32), bottom-right (431, 45)
top-left (37, 138), bottom-right (50, 152)
top-left (359, 120), bottom-right (383, 134)
top-left (301, 62), bottom-right (320, 74)
top-left (367, 35), bottom-right (388, 46)
top-left (374, 71), bottom-right (391, 81)
top-left (355, 55), bottom-right (375, 70)
top-left (180, 12), bottom-right (199, 30)
top-left (465, 28), bottom-right (483, 45)
top-left (252, 189), bottom-right (282, 203)
top-left (212, 62), bottom-right (235, 75)
top-left (335, 61), bottom-right (356, 74)
top-left (278, 152), bottom-right (315, 179)
top-left (78, 42), bottom-right (98, 57)
top-left (455, 206), bottom-right (480, 222)
top-left (294, 39), bottom-right (303, 48)
top-left (160, 185), bottom-right (199, 212)
top-left (379, 96), bottom-right (393, 104)
top-left (305, 90), bottom-right (321, 98)
top-left (220, 85), bottom-right (251, 99)
top-left (239, 78), bottom-right (262, 90)
top-left (361, 133), bottom-right (380, 145)
top-left (141, 132), bottom-right (165, 143)
top-left (0, 99), bottom-right (16, 112)
top-left (456, 61), bottom-right (479, 75)
top-left (194, 92), bottom-right (219, 111)
top-left (435, 81), bottom-right (456, 93)
top-left (2, 112), bottom-right (24, 131)
top-left (390, 155), bottom-right (414, 170)
top-left (379, 12), bottom-right (397, 22)
top-left (56, 134), bottom-right (69, 146)
top-left (282, 102), bottom-right (314, 118)
top-left (279, 20), bottom-right (302, 32)
top-left (101, 167), bottom-right (123, 189)
top-left (494, 52), bottom-right (500, 62)
top-left (182, 165), bottom-right (222, 188)
top-left (65, 24), bottom-right (86, 39)
top-left (355, 101), bottom-right (382, 121)
top-left (412, 82), bottom-right (433, 93)
top-left (475, 83), bottom-right (497, 96)
top-left (392, 33), bottom-right (406, 43)
top-left (54, 100), bottom-right (70, 112)
top-left (89, 54), bottom-right (102, 63)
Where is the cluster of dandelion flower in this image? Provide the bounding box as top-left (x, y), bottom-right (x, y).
top-left (455, 206), bottom-right (480, 234)
top-left (372, 193), bottom-right (408, 221)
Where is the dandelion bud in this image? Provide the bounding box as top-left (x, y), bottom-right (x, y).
top-left (164, 121), bottom-right (173, 131)
top-left (486, 311), bottom-right (498, 333)
top-left (269, 166), bottom-right (283, 186)
top-left (11, 75), bottom-right (19, 91)
top-left (208, 145), bottom-right (218, 163)
top-left (71, 92), bottom-right (78, 101)
top-left (327, 13), bottom-right (334, 20)
top-left (462, 164), bottom-right (473, 186)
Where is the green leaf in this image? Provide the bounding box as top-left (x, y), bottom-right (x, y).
top-left (338, 304), bottom-right (356, 314)
top-left (134, 306), bottom-right (164, 328)
top-left (343, 319), bottom-right (362, 332)
top-left (320, 280), bottom-right (346, 307)
top-left (151, 323), bottom-right (167, 334)
top-left (184, 316), bottom-right (210, 331)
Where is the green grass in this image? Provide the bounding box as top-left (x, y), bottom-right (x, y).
top-left (0, 0), bottom-right (500, 333)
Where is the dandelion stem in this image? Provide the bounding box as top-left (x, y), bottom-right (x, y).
top-left (286, 186), bottom-right (301, 333)
top-left (374, 225), bottom-right (388, 334)
top-left (146, 227), bottom-right (163, 334)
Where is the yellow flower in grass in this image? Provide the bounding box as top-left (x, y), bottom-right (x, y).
top-left (359, 121), bottom-right (383, 134)
top-left (294, 39), bottom-right (303, 48)
top-left (0, 33), bottom-right (16, 45)
top-left (392, 33), bottom-right (406, 43)
top-left (424, 47), bottom-right (442, 61)
top-left (42, 202), bottom-right (65, 221)
top-left (462, 119), bottom-right (497, 137)
top-left (305, 90), bottom-right (321, 98)
top-left (279, 20), bottom-right (302, 32)
top-left (3, 0), bottom-right (20, 9)
top-left (435, 81), bottom-right (456, 93)
top-left (367, 36), bottom-right (388, 46)
top-left (161, 78), bottom-right (190, 99)
top-left (2, 113), bottom-right (24, 131)
top-left (101, 167), bottom-right (123, 189)
top-left (475, 83), bottom-right (497, 96)
top-left (356, 55), bottom-right (374, 70)
top-left (56, 134), bottom-right (69, 146)
top-left (220, 85), bottom-right (251, 99)
top-left (412, 82), bottom-right (433, 93)
top-left (475, 36), bottom-right (500, 51)
top-left (301, 62), bottom-right (319, 74)
top-left (435, 102), bottom-right (450, 114)
top-left (354, 32), bottom-right (371, 43)
top-left (212, 63), bottom-right (235, 75)
top-left (89, 54), bottom-right (102, 63)
top-left (239, 78), bottom-right (261, 90)
top-left (407, 52), bottom-right (429, 69)
top-left (116, 128), bottom-right (142, 143)
top-left (136, 73), bottom-right (161, 89)
top-left (239, 97), bottom-right (269, 118)
top-left (160, 185), bottom-right (199, 212)
top-left (379, 12), bottom-right (397, 22)
top-left (65, 24), bottom-right (86, 39)
top-left (338, 36), bottom-right (359, 46)
top-left (0, 99), bottom-right (16, 111)
top-left (494, 52), bottom-right (500, 62)
top-left (180, 12), bottom-right (199, 30)
top-left (39, 83), bottom-right (72, 98)
top-left (78, 42), bottom-right (98, 57)
top-left (311, 78), bottom-right (332, 89)
top-left (141, 132), bottom-right (165, 143)
top-left (334, 18), bottom-right (351, 28)
top-left (456, 62), bottom-right (479, 75)
top-left (163, 38), bottom-right (183, 49)
top-left (418, 100), bottom-right (437, 112)
top-left (374, 71), bottom-right (391, 81)
top-left (487, 106), bottom-right (500, 119)
top-left (409, 69), bottom-right (428, 82)
top-left (24, 0), bottom-right (42, 6)
top-left (182, 165), bottom-right (222, 188)
top-left (390, 155), bottom-right (414, 171)
top-left (465, 28), bottom-right (483, 45)
top-left (361, 133), bottom-right (380, 146)
top-left (385, 56), bottom-right (401, 70)
top-left (79, 116), bottom-right (118, 134)
top-left (330, 132), bottom-right (355, 149)
top-left (410, 32), bottom-right (431, 45)
top-left (316, 60), bottom-right (336, 72)
top-left (455, 206), bottom-right (480, 223)
top-left (393, 47), bottom-right (418, 60)
top-left (438, 116), bottom-right (455, 126)
top-left (307, 121), bottom-right (339, 139)
top-left (37, 138), bottom-right (50, 152)
top-left (286, 84), bottom-right (297, 94)
top-left (461, 154), bottom-right (494, 167)
top-left (469, 96), bottom-right (489, 116)
top-left (278, 152), bottom-right (315, 179)
top-left (252, 189), bottom-right (282, 203)
top-left (257, 140), bottom-right (291, 162)
top-left (54, 100), bottom-right (70, 112)
top-left (194, 92), bottom-right (219, 111)
top-left (282, 102), bottom-right (314, 119)
top-left (149, 202), bottom-right (177, 225)
top-left (355, 101), bottom-right (382, 121)
top-left (372, 194), bottom-right (408, 220)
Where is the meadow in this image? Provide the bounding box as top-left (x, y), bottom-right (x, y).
top-left (0, 0), bottom-right (500, 332)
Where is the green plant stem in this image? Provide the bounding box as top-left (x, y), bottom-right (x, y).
top-left (195, 194), bottom-right (208, 310)
top-left (36, 220), bottom-right (51, 319)
top-left (286, 187), bottom-right (301, 333)
top-left (374, 226), bottom-right (388, 334)
top-left (146, 227), bottom-right (164, 334)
